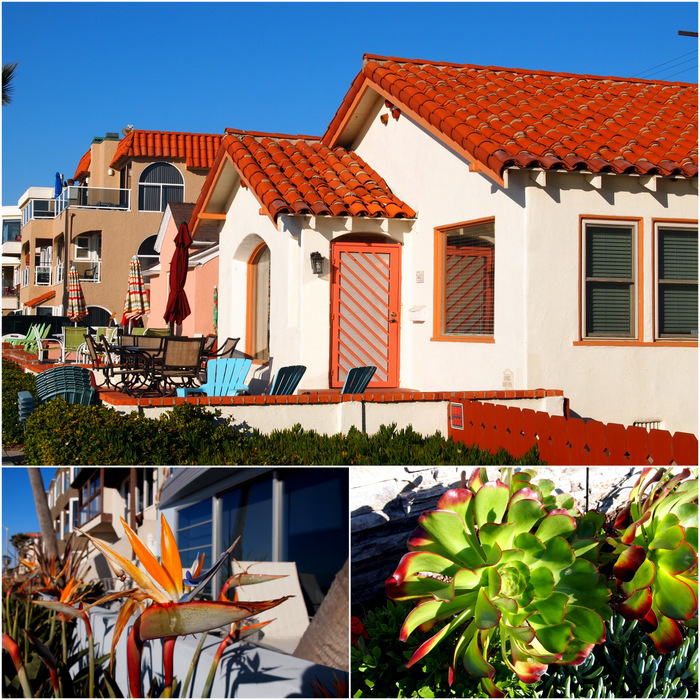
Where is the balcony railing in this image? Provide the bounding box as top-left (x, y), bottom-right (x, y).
top-left (35, 265), bottom-right (52, 286)
top-left (22, 187), bottom-right (130, 225)
top-left (55, 187), bottom-right (130, 215)
top-left (71, 259), bottom-right (101, 282)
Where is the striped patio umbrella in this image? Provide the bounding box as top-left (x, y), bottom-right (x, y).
top-left (123, 255), bottom-right (150, 330)
top-left (213, 286), bottom-right (218, 335)
top-left (67, 266), bottom-right (88, 324)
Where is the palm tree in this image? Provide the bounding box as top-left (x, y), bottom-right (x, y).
top-left (3, 61), bottom-right (18, 106)
top-left (27, 468), bottom-right (59, 561)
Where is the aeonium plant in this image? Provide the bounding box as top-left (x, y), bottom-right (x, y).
top-left (386, 468), bottom-right (611, 698)
top-left (609, 467), bottom-right (698, 653)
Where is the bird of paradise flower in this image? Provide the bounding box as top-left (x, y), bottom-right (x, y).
top-left (60, 514), bottom-right (289, 697)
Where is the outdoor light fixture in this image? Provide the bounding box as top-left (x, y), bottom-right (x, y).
top-left (310, 251), bottom-right (324, 275)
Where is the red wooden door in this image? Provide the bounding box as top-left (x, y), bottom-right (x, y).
top-left (330, 241), bottom-right (401, 388)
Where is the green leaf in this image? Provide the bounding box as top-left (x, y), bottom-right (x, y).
top-left (654, 567), bottom-right (697, 621)
top-left (535, 512), bottom-right (576, 543)
top-left (620, 557), bottom-right (656, 597)
top-left (386, 550), bottom-right (461, 600)
top-left (650, 524), bottom-right (684, 551)
top-left (531, 618), bottom-right (575, 654)
top-left (508, 498), bottom-right (547, 538)
top-left (528, 566), bottom-right (555, 598)
top-left (529, 536), bottom-right (576, 575)
top-left (462, 627), bottom-right (495, 678)
top-left (475, 588), bottom-right (501, 629)
top-left (401, 593), bottom-right (477, 640)
top-left (417, 510), bottom-right (485, 568)
top-left (536, 479), bottom-right (555, 498)
top-left (655, 540), bottom-right (697, 576)
top-left (475, 480), bottom-right (510, 529)
top-left (565, 605), bottom-right (606, 644)
top-left (571, 538), bottom-right (601, 563)
top-left (613, 545), bottom-right (647, 582)
top-left (527, 591), bottom-right (568, 625)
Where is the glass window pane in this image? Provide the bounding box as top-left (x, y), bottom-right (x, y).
top-left (587, 226), bottom-right (632, 278)
top-left (178, 499), bottom-right (211, 529)
top-left (443, 223), bottom-right (494, 335)
top-left (586, 283), bottom-right (632, 335)
top-left (660, 285), bottom-right (698, 336)
top-left (659, 229), bottom-right (698, 281)
top-left (282, 470), bottom-right (348, 598)
top-left (162, 185), bottom-right (184, 210)
top-left (221, 479), bottom-right (273, 562)
top-left (139, 185), bottom-right (161, 211)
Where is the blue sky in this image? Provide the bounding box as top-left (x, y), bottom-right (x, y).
top-left (2, 467), bottom-right (57, 562)
top-left (1, 1), bottom-right (697, 205)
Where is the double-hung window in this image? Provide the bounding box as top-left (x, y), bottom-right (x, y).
top-left (656, 224), bottom-right (698, 339)
top-left (434, 219), bottom-right (495, 339)
top-left (583, 221), bottom-right (638, 339)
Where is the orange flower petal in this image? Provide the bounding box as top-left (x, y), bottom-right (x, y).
top-left (77, 528), bottom-right (169, 604)
top-left (111, 596), bottom-right (145, 672)
top-left (119, 517), bottom-right (179, 601)
top-left (159, 514), bottom-right (183, 599)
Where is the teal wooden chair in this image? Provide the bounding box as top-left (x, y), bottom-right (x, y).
top-left (176, 357), bottom-right (252, 397)
top-left (18, 365), bottom-right (97, 425)
top-left (341, 366), bottom-right (377, 394)
top-left (268, 365), bottom-right (306, 396)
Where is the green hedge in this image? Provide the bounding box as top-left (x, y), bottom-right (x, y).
top-left (2, 359), bottom-right (37, 446)
top-left (22, 401), bottom-right (541, 465)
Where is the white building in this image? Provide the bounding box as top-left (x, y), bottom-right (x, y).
top-left (190, 54), bottom-right (697, 434)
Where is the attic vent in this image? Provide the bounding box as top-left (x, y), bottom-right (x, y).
top-left (633, 420), bottom-right (662, 431)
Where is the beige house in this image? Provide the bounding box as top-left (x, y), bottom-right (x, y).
top-left (17, 130), bottom-right (222, 326)
top-left (67, 467), bottom-right (170, 583)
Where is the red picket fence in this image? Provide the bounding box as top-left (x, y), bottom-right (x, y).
top-left (447, 400), bottom-right (698, 466)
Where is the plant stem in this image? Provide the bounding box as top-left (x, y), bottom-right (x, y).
top-left (182, 631), bottom-right (208, 698)
top-left (84, 610), bottom-right (95, 700)
top-left (202, 635), bottom-right (233, 698)
top-left (127, 613), bottom-right (145, 699)
top-left (162, 636), bottom-right (177, 697)
top-left (61, 617), bottom-right (67, 665)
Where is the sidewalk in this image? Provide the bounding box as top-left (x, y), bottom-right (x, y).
top-left (2, 446), bottom-right (25, 465)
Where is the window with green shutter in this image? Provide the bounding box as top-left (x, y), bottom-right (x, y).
top-left (657, 226), bottom-right (698, 338)
top-left (584, 223), bottom-right (636, 338)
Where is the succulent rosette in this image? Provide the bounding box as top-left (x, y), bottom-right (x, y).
top-left (609, 467), bottom-right (698, 653)
top-left (386, 468), bottom-right (611, 697)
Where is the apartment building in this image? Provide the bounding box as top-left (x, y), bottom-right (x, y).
top-left (17, 129), bottom-right (222, 326)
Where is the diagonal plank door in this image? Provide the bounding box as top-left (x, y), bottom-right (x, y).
top-left (330, 241), bottom-right (401, 388)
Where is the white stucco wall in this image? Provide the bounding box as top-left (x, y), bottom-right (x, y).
top-left (214, 99), bottom-right (696, 434)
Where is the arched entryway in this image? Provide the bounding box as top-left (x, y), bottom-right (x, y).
top-left (246, 242), bottom-right (270, 361)
top-left (330, 238), bottom-right (402, 388)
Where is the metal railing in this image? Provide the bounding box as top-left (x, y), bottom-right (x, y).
top-left (55, 186), bottom-right (130, 215)
top-left (21, 187), bottom-right (131, 225)
top-left (35, 265), bottom-right (52, 286)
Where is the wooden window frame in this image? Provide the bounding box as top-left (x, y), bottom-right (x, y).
top-left (78, 469), bottom-right (103, 526)
top-left (653, 218), bottom-right (698, 344)
top-left (576, 216), bottom-right (643, 346)
top-left (432, 217), bottom-right (496, 343)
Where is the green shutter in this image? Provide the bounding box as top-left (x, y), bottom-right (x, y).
top-left (659, 228), bottom-right (698, 336)
top-left (585, 225), bottom-right (634, 337)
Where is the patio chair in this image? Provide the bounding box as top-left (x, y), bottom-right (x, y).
top-left (18, 365), bottom-right (97, 425)
top-left (341, 366), bottom-right (377, 394)
top-left (153, 337), bottom-right (205, 395)
top-left (202, 334), bottom-right (217, 356)
top-left (3, 322), bottom-right (45, 346)
top-left (134, 334), bottom-right (165, 361)
top-left (33, 325), bottom-right (66, 364)
top-left (100, 336), bottom-right (156, 394)
top-left (208, 337), bottom-right (239, 359)
top-left (176, 357), bottom-right (252, 397)
top-left (7, 323), bottom-right (50, 352)
top-left (231, 561), bottom-right (310, 655)
top-left (268, 365), bottom-right (306, 396)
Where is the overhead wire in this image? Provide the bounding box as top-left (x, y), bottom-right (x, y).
top-left (631, 48), bottom-right (698, 80)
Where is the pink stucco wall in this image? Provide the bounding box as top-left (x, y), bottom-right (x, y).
top-left (150, 216), bottom-right (219, 338)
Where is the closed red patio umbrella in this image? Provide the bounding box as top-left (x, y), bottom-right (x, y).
top-left (164, 222), bottom-right (193, 327)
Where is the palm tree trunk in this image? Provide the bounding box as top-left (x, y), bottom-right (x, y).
top-left (27, 468), bottom-right (59, 560)
top-left (292, 558), bottom-right (348, 671)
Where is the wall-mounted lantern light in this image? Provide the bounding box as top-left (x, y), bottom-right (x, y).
top-left (310, 251), bottom-right (324, 275)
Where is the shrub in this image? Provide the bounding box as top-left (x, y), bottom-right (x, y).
top-left (22, 405), bottom-right (543, 465)
top-left (1, 359), bottom-right (37, 446)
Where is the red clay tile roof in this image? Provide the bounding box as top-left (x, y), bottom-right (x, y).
top-left (208, 129), bottom-right (415, 223)
top-left (325, 54), bottom-right (698, 183)
top-left (110, 130), bottom-right (224, 170)
top-left (73, 149), bottom-right (91, 180)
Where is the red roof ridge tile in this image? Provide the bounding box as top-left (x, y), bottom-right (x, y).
top-left (225, 127), bottom-right (321, 142)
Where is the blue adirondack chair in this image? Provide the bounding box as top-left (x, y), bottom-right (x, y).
top-left (268, 365), bottom-right (306, 396)
top-left (341, 366), bottom-right (377, 394)
top-left (176, 357), bottom-right (252, 397)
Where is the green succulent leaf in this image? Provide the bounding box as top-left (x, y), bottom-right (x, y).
top-left (479, 522), bottom-right (516, 551)
top-left (571, 538), bottom-right (601, 563)
top-left (526, 535), bottom-right (576, 575)
top-left (565, 605), bottom-right (606, 644)
top-left (617, 587), bottom-right (652, 619)
top-left (527, 591), bottom-right (568, 625)
top-left (576, 510), bottom-right (606, 539)
top-left (475, 588), bottom-right (501, 629)
top-left (655, 539), bottom-right (697, 576)
top-left (385, 551), bottom-right (460, 600)
top-left (416, 510), bottom-right (485, 568)
top-left (507, 498), bottom-right (547, 538)
top-left (406, 608), bottom-right (473, 668)
top-left (462, 628), bottom-right (495, 678)
top-left (475, 480), bottom-right (510, 529)
top-left (503, 623), bottom-right (536, 644)
top-left (530, 616), bottom-right (575, 654)
top-left (528, 565), bottom-right (555, 598)
top-left (620, 557), bottom-right (655, 597)
top-left (653, 566), bottom-right (697, 621)
top-left (649, 524), bottom-right (684, 551)
top-left (613, 545), bottom-right (647, 582)
top-left (647, 610), bottom-right (684, 654)
top-left (401, 593), bottom-right (477, 640)
top-left (534, 511), bottom-right (577, 543)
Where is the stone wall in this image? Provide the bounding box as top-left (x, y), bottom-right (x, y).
top-left (350, 467), bottom-right (644, 614)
